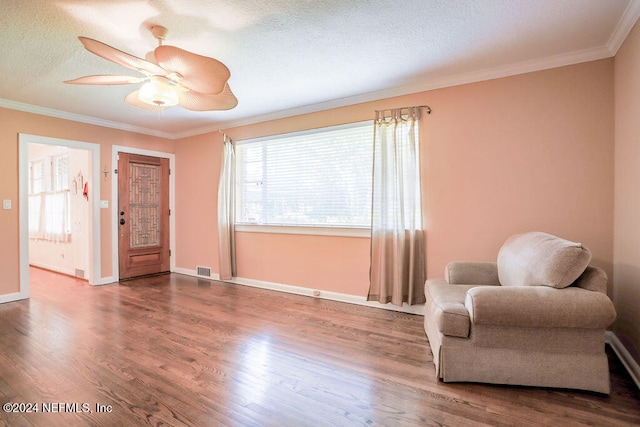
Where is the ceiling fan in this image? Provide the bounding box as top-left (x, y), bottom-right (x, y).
top-left (65, 25), bottom-right (237, 112)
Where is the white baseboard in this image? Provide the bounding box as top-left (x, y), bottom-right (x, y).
top-left (0, 292), bottom-right (27, 304)
top-left (606, 331), bottom-right (640, 390)
top-left (29, 261), bottom-right (75, 278)
top-left (173, 267), bottom-right (221, 281)
top-left (96, 276), bottom-right (117, 286)
top-left (173, 268), bottom-right (424, 315)
top-left (30, 262), bottom-right (115, 286)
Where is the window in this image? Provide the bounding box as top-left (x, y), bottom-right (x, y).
top-left (52, 154), bottom-right (70, 191)
top-left (30, 159), bottom-right (44, 194)
top-left (28, 154), bottom-right (71, 242)
top-left (236, 121), bottom-right (374, 232)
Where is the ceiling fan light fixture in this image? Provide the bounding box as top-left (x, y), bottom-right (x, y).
top-left (138, 77), bottom-right (178, 107)
top-left (66, 26), bottom-right (237, 112)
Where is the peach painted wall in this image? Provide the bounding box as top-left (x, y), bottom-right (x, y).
top-left (0, 108), bottom-right (174, 295)
top-left (424, 60), bottom-right (614, 284)
top-left (613, 19), bottom-right (640, 366)
top-left (173, 59), bottom-right (614, 299)
top-left (0, 58), bottom-right (616, 304)
top-left (173, 132), bottom-right (224, 273)
top-left (234, 233), bottom-right (371, 294)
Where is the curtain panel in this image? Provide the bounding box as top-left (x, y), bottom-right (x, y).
top-left (28, 190), bottom-right (72, 243)
top-left (368, 107), bottom-right (426, 306)
top-left (217, 135), bottom-right (236, 280)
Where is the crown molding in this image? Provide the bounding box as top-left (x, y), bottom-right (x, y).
top-left (0, 98), bottom-right (175, 139)
top-left (608, 0), bottom-right (640, 55)
top-left (186, 44), bottom-right (614, 136)
top-left (0, 41), bottom-right (619, 141)
top-left (4, 2), bottom-right (639, 140)
top-left (179, 3), bottom-right (640, 136)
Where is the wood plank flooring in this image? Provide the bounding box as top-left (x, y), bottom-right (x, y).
top-left (0, 268), bottom-right (638, 426)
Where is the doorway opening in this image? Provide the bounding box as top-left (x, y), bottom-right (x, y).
top-left (27, 143), bottom-right (91, 279)
top-left (18, 134), bottom-right (102, 301)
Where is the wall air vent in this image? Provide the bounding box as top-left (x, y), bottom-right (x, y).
top-left (75, 269), bottom-right (85, 279)
top-left (196, 266), bottom-right (212, 277)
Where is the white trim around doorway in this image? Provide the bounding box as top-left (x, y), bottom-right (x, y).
top-left (18, 134), bottom-right (102, 302)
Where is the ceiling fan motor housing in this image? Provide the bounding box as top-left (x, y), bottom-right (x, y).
top-left (139, 76), bottom-right (178, 106)
top-left (150, 25), bottom-right (168, 44)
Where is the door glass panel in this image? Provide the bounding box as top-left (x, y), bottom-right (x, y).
top-left (129, 162), bottom-right (161, 248)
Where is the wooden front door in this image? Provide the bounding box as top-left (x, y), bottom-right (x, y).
top-left (118, 153), bottom-right (170, 279)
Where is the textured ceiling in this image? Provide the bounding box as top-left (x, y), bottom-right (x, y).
top-left (1, 0), bottom-right (639, 138)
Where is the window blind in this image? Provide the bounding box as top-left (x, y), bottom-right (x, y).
top-left (236, 121), bottom-right (373, 228)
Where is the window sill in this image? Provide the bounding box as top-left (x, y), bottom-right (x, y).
top-left (235, 224), bottom-right (371, 238)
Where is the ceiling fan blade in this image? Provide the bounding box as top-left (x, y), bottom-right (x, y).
top-left (78, 36), bottom-right (167, 76)
top-left (125, 90), bottom-right (170, 111)
top-left (65, 75), bottom-right (146, 85)
top-left (145, 50), bottom-right (158, 64)
top-left (154, 45), bottom-right (230, 95)
top-left (177, 83), bottom-right (238, 111)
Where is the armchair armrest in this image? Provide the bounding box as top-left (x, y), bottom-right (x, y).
top-left (445, 262), bottom-right (499, 285)
top-left (464, 286), bottom-right (616, 329)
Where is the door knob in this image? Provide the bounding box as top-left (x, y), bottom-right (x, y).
top-left (120, 218), bottom-right (126, 225)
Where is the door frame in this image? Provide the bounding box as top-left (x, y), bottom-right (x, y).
top-left (17, 134), bottom-right (101, 301)
top-left (111, 145), bottom-right (175, 280)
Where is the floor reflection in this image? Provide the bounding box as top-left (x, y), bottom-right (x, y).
top-left (230, 331), bottom-right (376, 424)
top-left (234, 334), bottom-right (273, 406)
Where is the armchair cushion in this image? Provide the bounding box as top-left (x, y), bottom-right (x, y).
top-left (425, 280), bottom-right (476, 338)
top-left (464, 285), bottom-right (616, 329)
top-left (497, 231), bottom-right (591, 288)
top-left (573, 265), bottom-right (608, 293)
top-left (445, 261), bottom-right (499, 285)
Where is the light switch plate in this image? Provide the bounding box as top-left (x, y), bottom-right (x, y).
top-left (2, 200), bottom-right (11, 210)
top-left (100, 200), bottom-right (109, 209)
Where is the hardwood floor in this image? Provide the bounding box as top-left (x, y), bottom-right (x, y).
top-left (0, 268), bottom-right (638, 426)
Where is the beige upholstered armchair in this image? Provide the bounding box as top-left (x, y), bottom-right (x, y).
top-left (423, 232), bottom-right (616, 394)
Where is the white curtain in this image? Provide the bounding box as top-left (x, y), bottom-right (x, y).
top-left (368, 107), bottom-right (426, 306)
top-left (28, 190), bottom-right (71, 243)
top-left (28, 194), bottom-right (42, 238)
top-left (218, 134), bottom-right (236, 280)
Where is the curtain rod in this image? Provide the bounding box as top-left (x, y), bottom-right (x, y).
top-left (217, 129), bottom-right (232, 143)
top-left (375, 105), bottom-right (431, 115)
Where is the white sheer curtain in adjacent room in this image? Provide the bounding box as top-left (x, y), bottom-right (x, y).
top-left (368, 106), bottom-right (426, 306)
